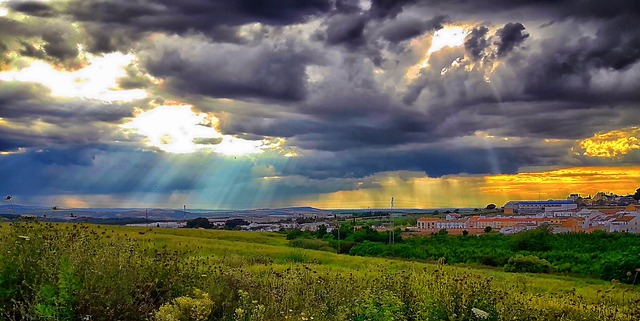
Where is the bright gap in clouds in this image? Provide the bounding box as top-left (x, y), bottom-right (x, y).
top-left (0, 52), bottom-right (147, 102)
top-left (0, 0), bottom-right (7, 17)
top-left (122, 105), bottom-right (271, 156)
top-left (406, 26), bottom-right (468, 80)
top-left (428, 26), bottom-right (468, 55)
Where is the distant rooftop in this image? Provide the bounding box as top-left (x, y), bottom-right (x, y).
top-left (518, 200), bottom-right (574, 205)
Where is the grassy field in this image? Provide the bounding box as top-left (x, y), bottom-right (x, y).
top-left (1, 222), bottom-right (639, 321)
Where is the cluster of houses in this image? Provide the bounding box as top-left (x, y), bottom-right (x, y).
top-left (234, 221), bottom-right (331, 232)
top-left (414, 200), bottom-right (640, 235)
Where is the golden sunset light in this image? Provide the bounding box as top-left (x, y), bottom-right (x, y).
top-left (578, 126), bottom-right (640, 157)
top-left (297, 166), bottom-right (640, 209)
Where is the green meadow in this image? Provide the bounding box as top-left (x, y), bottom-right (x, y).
top-left (1, 222), bottom-right (639, 321)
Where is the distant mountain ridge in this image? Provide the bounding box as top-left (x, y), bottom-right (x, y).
top-left (0, 204), bottom-right (331, 220)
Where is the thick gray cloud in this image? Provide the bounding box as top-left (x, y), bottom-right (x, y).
top-left (464, 26), bottom-right (490, 61)
top-left (368, 0), bottom-right (418, 19)
top-left (141, 35), bottom-right (316, 102)
top-left (0, 81), bottom-right (140, 153)
top-left (7, 1), bottom-right (56, 17)
top-left (376, 15), bottom-right (447, 43)
top-left (325, 14), bottom-right (368, 46)
top-left (494, 22), bottom-right (529, 56)
top-left (0, 16), bottom-right (82, 65)
top-left (3, 0), bottom-right (640, 207)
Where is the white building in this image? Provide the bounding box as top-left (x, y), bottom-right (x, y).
top-left (628, 216), bottom-right (640, 234)
top-left (609, 216), bottom-right (636, 233)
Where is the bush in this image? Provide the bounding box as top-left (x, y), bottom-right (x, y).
top-left (512, 227), bottom-right (553, 252)
top-left (477, 255), bottom-right (506, 267)
top-left (155, 289), bottom-right (213, 321)
top-left (599, 254), bottom-right (640, 284)
top-left (289, 238), bottom-right (335, 252)
top-left (504, 255), bottom-right (554, 274)
top-left (286, 229), bottom-right (314, 240)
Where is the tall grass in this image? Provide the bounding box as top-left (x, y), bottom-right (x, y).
top-left (1, 222), bottom-right (639, 321)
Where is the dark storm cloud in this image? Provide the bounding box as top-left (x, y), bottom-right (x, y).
top-left (281, 143), bottom-right (567, 180)
top-left (0, 81), bottom-right (140, 153)
top-left (4, 0), bottom-right (640, 197)
top-left (67, 0), bottom-right (331, 27)
top-left (7, 1), bottom-right (56, 17)
top-left (0, 81), bottom-right (135, 124)
top-left (376, 15), bottom-right (447, 43)
top-left (464, 26), bottom-right (490, 61)
top-left (368, 0), bottom-right (418, 19)
top-left (325, 14), bottom-right (367, 46)
top-left (41, 29), bottom-right (79, 60)
top-left (410, 0), bottom-right (640, 18)
top-left (335, 0), bottom-right (361, 14)
top-left (0, 16), bottom-right (82, 64)
top-left (494, 22), bottom-right (529, 57)
top-left (58, 0), bottom-right (330, 46)
top-left (511, 17), bottom-right (640, 104)
top-left (141, 35), bottom-right (316, 102)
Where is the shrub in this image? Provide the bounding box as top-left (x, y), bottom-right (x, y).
top-left (512, 226), bottom-right (553, 252)
top-left (504, 255), bottom-right (554, 274)
top-left (477, 255), bottom-right (506, 267)
top-left (154, 289), bottom-right (213, 321)
top-left (599, 253), bottom-right (640, 284)
top-left (289, 238), bottom-right (336, 252)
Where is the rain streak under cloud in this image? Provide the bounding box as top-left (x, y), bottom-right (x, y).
top-left (1, 0), bottom-right (639, 209)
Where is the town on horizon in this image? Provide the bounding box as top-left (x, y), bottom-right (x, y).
top-left (3, 188), bottom-right (639, 234)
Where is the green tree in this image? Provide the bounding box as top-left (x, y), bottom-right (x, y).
top-left (633, 187), bottom-right (640, 201)
top-left (512, 225), bottom-right (553, 252)
top-left (484, 226), bottom-right (492, 233)
top-left (316, 224), bottom-right (327, 238)
top-left (224, 219), bottom-right (249, 230)
top-left (186, 217), bottom-right (212, 229)
top-left (486, 204), bottom-right (496, 210)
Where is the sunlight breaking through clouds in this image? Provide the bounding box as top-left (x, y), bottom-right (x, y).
top-left (122, 105), bottom-right (284, 156)
top-left (406, 25), bottom-right (469, 80)
top-left (0, 52), bottom-right (147, 102)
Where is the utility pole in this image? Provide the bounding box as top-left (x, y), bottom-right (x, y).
top-left (389, 196), bottom-right (395, 245)
top-left (183, 205), bottom-right (186, 221)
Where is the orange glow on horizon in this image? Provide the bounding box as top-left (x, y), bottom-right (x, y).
top-left (296, 166), bottom-right (640, 209)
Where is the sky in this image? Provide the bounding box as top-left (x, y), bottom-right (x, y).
top-left (1, 0), bottom-right (639, 210)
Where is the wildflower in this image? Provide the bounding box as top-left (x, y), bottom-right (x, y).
top-left (472, 308), bottom-right (489, 319)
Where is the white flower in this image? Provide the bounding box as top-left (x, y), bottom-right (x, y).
top-left (472, 307), bottom-right (489, 319)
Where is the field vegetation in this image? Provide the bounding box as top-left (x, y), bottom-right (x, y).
top-left (288, 223), bottom-right (640, 284)
top-left (1, 222), bottom-right (639, 321)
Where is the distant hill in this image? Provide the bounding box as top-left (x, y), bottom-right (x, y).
top-left (0, 204), bottom-right (331, 221)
